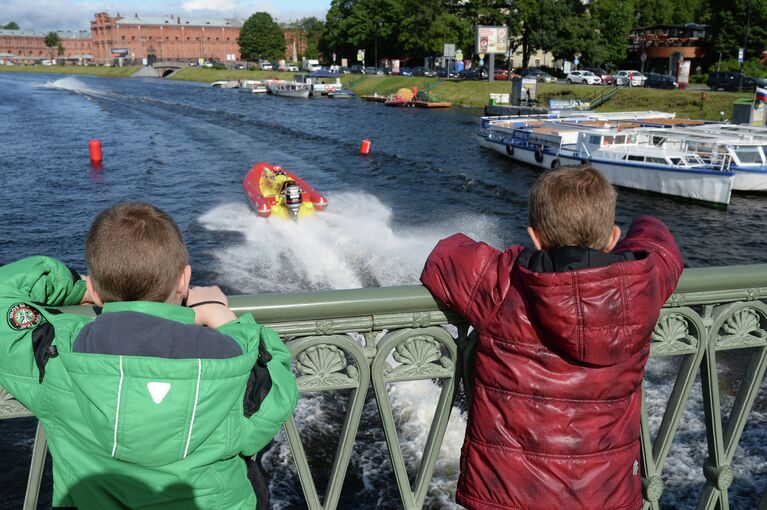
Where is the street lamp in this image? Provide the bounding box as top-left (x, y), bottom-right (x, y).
top-left (374, 21), bottom-right (382, 69)
top-left (738, 0), bottom-right (753, 92)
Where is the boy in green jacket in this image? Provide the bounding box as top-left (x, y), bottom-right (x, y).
top-left (0, 202), bottom-right (298, 509)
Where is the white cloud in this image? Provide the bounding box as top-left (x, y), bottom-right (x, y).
top-left (181, 0), bottom-right (237, 11)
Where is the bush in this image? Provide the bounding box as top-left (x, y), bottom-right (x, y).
top-left (212, 63), bottom-right (227, 70)
top-left (689, 74), bottom-right (708, 84)
top-left (249, 65), bottom-right (258, 71)
top-left (711, 59), bottom-right (767, 78)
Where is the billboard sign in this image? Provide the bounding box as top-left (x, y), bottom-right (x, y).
top-left (476, 26), bottom-right (508, 55)
top-left (110, 48), bottom-right (129, 57)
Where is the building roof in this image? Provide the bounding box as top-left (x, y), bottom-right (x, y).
top-left (113, 14), bottom-right (241, 28)
top-left (0, 29), bottom-right (91, 39)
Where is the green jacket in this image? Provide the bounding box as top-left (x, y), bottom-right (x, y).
top-left (0, 256), bottom-right (298, 509)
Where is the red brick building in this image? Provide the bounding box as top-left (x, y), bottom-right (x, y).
top-left (90, 12), bottom-right (242, 64)
top-left (0, 29), bottom-right (92, 63)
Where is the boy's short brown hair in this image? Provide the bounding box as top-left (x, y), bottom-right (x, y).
top-left (528, 166), bottom-right (617, 250)
top-left (86, 202), bottom-right (189, 303)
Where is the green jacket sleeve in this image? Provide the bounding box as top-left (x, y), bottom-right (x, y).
top-left (0, 256), bottom-right (87, 411)
top-left (220, 315), bottom-right (298, 456)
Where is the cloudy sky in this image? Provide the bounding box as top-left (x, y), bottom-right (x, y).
top-left (0, 0), bottom-right (330, 31)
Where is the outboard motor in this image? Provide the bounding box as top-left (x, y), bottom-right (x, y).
top-left (282, 182), bottom-right (303, 220)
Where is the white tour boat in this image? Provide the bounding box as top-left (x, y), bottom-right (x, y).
top-left (267, 81), bottom-right (311, 98)
top-left (478, 120), bottom-right (735, 206)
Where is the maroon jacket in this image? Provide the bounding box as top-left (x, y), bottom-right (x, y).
top-left (420, 216), bottom-right (683, 510)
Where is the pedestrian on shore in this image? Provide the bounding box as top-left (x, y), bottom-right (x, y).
top-left (0, 202), bottom-right (298, 509)
top-left (420, 166), bottom-right (683, 510)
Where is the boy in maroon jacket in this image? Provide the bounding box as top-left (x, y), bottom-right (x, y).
top-left (421, 166), bottom-right (683, 510)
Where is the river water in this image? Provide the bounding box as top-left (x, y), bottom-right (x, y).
top-left (0, 72), bottom-right (765, 508)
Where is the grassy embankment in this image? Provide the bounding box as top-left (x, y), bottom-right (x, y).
top-left (1, 65), bottom-right (753, 121)
top-left (338, 75), bottom-right (752, 121)
top-left (0, 64), bottom-right (140, 78)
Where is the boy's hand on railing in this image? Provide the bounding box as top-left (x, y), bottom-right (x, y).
top-left (187, 286), bottom-right (237, 328)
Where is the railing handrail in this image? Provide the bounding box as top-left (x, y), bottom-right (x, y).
top-left (55, 264), bottom-right (767, 322)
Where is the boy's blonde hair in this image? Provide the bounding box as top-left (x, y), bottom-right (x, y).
top-left (86, 202), bottom-right (189, 302)
top-left (528, 166), bottom-right (617, 250)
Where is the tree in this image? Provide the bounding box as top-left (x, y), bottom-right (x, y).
top-left (3, 21), bottom-right (19, 30)
top-left (298, 17), bottom-right (325, 60)
top-left (44, 32), bottom-right (61, 61)
top-left (238, 12), bottom-right (286, 62)
top-left (708, 0), bottom-right (767, 64)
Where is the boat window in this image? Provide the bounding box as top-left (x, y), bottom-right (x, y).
top-left (602, 136), bottom-right (613, 146)
top-left (651, 136), bottom-right (664, 146)
top-left (669, 157), bottom-right (682, 166)
top-left (646, 157), bottom-right (667, 164)
top-left (589, 135), bottom-right (601, 145)
top-left (735, 146), bottom-right (763, 164)
top-left (614, 135), bottom-right (627, 144)
top-left (627, 155), bottom-right (644, 162)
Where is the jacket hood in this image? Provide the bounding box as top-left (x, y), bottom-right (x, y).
top-left (515, 247), bottom-right (660, 366)
top-left (59, 349), bottom-right (257, 466)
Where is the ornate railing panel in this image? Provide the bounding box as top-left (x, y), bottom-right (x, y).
top-left (1, 264), bottom-right (766, 509)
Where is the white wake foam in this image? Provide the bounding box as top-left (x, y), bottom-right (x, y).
top-left (199, 192), bottom-right (503, 293)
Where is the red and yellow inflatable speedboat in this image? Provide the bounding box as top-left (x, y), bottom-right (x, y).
top-left (242, 162), bottom-right (329, 220)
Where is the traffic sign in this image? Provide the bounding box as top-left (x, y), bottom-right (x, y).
top-left (479, 53), bottom-right (485, 60)
top-left (738, 48), bottom-right (744, 63)
top-left (456, 50), bottom-right (463, 61)
top-left (640, 52), bottom-right (647, 62)
top-left (573, 57), bottom-right (579, 65)
top-left (479, 58), bottom-right (484, 66)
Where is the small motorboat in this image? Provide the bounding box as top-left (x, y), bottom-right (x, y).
top-left (242, 162), bottom-right (329, 220)
top-left (328, 88), bottom-right (355, 98)
top-left (384, 96), bottom-right (412, 107)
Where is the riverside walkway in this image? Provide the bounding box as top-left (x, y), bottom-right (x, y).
top-left (2, 263), bottom-right (767, 509)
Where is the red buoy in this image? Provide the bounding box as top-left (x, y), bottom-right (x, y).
top-left (360, 139), bottom-right (372, 155)
top-left (89, 139), bottom-right (102, 163)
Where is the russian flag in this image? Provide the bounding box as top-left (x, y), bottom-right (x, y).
top-left (757, 86), bottom-right (767, 103)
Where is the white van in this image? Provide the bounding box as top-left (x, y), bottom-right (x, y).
top-left (303, 59), bottom-right (321, 72)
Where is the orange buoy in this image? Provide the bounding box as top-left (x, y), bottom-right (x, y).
top-left (89, 139), bottom-right (102, 162)
top-left (360, 139), bottom-right (372, 155)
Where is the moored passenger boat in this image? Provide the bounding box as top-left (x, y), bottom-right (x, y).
top-left (242, 162), bottom-right (328, 220)
top-left (478, 118), bottom-right (735, 206)
top-left (266, 81), bottom-right (311, 98)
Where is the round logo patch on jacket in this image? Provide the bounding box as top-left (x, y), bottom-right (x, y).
top-left (7, 303), bottom-right (44, 330)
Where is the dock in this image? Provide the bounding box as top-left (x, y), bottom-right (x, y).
top-left (412, 100), bottom-right (452, 108)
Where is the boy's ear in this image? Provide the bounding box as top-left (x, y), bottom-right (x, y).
top-left (604, 225), bottom-right (622, 252)
top-left (177, 265), bottom-right (192, 301)
top-left (527, 227), bottom-right (545, 251)
top-left (85, 276), bottom-right (105, 307)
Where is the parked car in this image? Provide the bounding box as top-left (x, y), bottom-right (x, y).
top-left (285, 63), bottom-right (299, 72)
top-left (259, 62), bottom-right (273, 71)
top-left (234, 63), bottom-right (245, 70)
top-left (614, 70), bottom-right (646, 87)
top-left (583, 67), bottom-right (614, 85)
top-left (399, 67), bottom-right (413, 76)
top-left (644, 72), bottom-right (678, 89)
top-left (412, 67), bottom-right (436, 77)
top-left (566, 70), bottom-right (601, 85)
top-left (459, 67), bottom-right (488, 80)
top-left (364, 66), bottom-right (384, 75)
top-left (493, 69), bottom-right (520, 81)
top-left (520, 68), bottom-right (556, 83)
top-left (435, 67), bottom-right (459, 78)
top-left (349, 64), bottom-right (364, 74)
top-left (337, 66), bottom-right (350, 74)
top-left (707, 71), bottom-right (767, 91)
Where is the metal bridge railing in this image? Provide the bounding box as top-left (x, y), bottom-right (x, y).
top-left (1, 264), bottom-right (767, 509)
